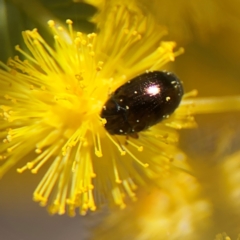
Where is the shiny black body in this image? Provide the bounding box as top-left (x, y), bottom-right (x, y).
top-left (100, 71), bottom-right (184, 135)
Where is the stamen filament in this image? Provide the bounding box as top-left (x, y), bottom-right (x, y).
top-left (106, 132), bottom-right (126, 155)
top-left (112, 156), bottom-right (122, 183)
top-left (125, 139), bottom-right (143, 151)
top-left (122, 145), bottom-right (149, 168)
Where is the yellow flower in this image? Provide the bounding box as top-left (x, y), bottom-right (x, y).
top-left (137, 0), bottom-right (240, 43)
top-left (82, 0), bottom-right (240, 44)
top-left (0, 3), bottom-right (196, 216)
top-left (94, 142), bottom-right (240, 240)
top-left (215, 233), bottom-right (240, 240)
top-left (2, 0), bottom-right (239, 220)
top-left (94, 156), bottom-right (212, 240)
top-left (222, 151), bottom-right (240, 209)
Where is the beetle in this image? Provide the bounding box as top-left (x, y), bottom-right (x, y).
top-left (100, 71), bottom-right (183, 137)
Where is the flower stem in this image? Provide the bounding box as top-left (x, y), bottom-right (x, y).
top-left (183, 95), bottom-right (240, 114)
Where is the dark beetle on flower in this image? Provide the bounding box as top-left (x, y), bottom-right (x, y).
top-left (101, 71), bottom-right (183, 138)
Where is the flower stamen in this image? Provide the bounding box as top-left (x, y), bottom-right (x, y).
top-left (112, 156), bottom-right (122, 184)
top-left (106, 132), bottom-right (126, 156)
top-left (125, 139), bottom-right (143, 152)
top-left (122, 145), bottom-right (149, 168)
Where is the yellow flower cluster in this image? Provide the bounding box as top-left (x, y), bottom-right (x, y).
top-left (95, 157), bottom-right (212, 239)
top-left (0, 3), bottom-right (196, 216)
top-left (1, 0), bottom-right (240, 239)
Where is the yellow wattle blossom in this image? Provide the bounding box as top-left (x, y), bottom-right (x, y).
top-left (94, 157), bottom-right (212, 240)
top-left (222, 151), bottom-right (240, 209)
top-left (94, 135), bottom-right (240, 240)
top-left (82, 0), bottom-right (240, 43)
top-left (0, 3), bottom-right (196, 216)
top-left (215, 233), bottom-right (240, 240)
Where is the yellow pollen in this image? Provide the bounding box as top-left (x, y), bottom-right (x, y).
top-left (47, 20), bottom-right (55, 27)
top-left (0, 155), bottom-right (7, 160)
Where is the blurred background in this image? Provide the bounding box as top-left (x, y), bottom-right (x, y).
top-left (1, 0), bottom-right (240, 239)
